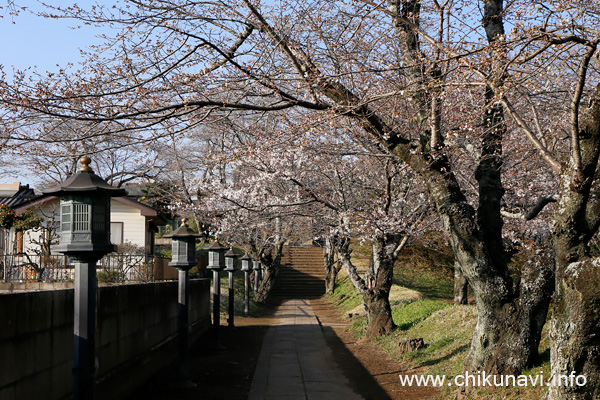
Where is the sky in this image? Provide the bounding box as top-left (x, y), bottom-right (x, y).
top-left (0, 2), bottom-right (105, 76)
top-left (0, 2), bottom-right (107, 184)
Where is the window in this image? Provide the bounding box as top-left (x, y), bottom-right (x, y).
top-left (61, 204), bottom-right (71, 232)
top-left (110, 222), bottom-right (123, 245)
top-left (73, 203), bottom-right (90, 231)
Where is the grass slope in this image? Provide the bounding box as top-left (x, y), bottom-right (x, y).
top-left (328, 243), bottom-right (551, 399)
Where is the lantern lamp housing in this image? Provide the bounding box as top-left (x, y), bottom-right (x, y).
top-left (164, 219), bottom-right (200, 270)
top-left (240, 254), bottom-right (253, 272)
top-left (224, 248), bottom-right (238, 271)
top-left (206, 241), bottom-right (227, 270)
top-left (253, 260), bottom-right (261, 271)
top-left (42, 157), bottom-right (127, 256)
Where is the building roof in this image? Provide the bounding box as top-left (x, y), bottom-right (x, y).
top-left (0, 183), bottom-right (37, 208)
top-left (12, 194), bottom-right (167, 226)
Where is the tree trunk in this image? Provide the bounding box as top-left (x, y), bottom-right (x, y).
top-left (459, 248), bottom-right (554, 374)
top-left (339, 235), bottom-right (398, 339)
top-left (384, 0), bottom-right (551, 373)
top-left (453, 261), bottom-right (468, 305)
top-left (253, 238), bottom-right (285, 304)
top-left (547, 87), bottom-right (600, 399)
top-left (364, 292), bottom-right (395, 338)
top-left (324, 236), bottom-right (340, 295)
top-left (254, 265), bottom-right (278, 304)
top-left (547, 259), bottom-right (600, 400)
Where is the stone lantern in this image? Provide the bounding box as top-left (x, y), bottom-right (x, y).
top-left (224, 248), bottom-right (238, 272)
top-left (164, 219), bottom-right (199, 386)
top-left (43, 156), bottom-right (126, 400)
top-left (224, 248), bottom-right (238, 327)
top-left (166, 219), bottom-right (199, 269)
top-left (206, 241), bottom-right (227, 337)
top-left (207, 241), bottom-right (226, 271)
top-left (47, 157), bottom-right (125, 255)
top-left (240, 254), bottom-right (253, 316)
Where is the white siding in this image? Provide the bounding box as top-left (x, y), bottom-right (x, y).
top-left (23, 198), bottom-right (60, 255)
top-left (110, 199), bottom-right (147, 248)
top-left (14, 198), bottom-right (150, 255)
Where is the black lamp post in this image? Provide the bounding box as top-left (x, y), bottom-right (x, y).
top-left (164, 219), bottom-right (199, 387)
top-left (43, 157), bottom-right (126, 400)
top-left (224, 248), bottom-right (238, 327)
top-left (206, 241), bottom-right (226, 341)
top-left (240, 254), bottom-right (253, 316)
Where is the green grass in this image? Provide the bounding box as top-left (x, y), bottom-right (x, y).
top-left (329, 274), bottom-right (363, 311)
top-left (326, 241), bottom-right (552, 399)
top-left (393, 268), bottom-right (453, 300)
top-left (394, 240), bottom-right (454, 300)
top-left (215, 270), bottom-right (261, 316)
top-left (389, 305), bottom-right (476, 375)
top-left (392, 299), bottom-right (449, 330)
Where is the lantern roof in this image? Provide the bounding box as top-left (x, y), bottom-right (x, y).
top-left (225, 248), bottom-right (238, 258)
top-left (42, 157), bottom-right (127, 197)
top-left (241, 253), bottom-right (253, 261)
top-left (164, 219), bottom-right (200, 238)
top-left (206, 241), bottom-right (227, 251)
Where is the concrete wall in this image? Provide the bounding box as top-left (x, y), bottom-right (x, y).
top-left (0, 279), bottom-right (210, 400)
top-left (0, 281), bottom-right (75, 293)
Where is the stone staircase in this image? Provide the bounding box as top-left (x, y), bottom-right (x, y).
top-left (270, 246), bottom-right (326, 299)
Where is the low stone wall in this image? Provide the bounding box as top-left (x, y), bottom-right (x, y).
top-left (0, 279), bottom-right (211, 400)
top-left (0, 281), bottom-right (75, 293)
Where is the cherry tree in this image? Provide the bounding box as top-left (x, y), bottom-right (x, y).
top-left (3, 1), bottom-right (600, 395)
top-left (0, 118), bottom-right (169, 187)
top-left (0, 0), bottom-right (536, 372)
top-left (186, 111), bottom-right (432, 335)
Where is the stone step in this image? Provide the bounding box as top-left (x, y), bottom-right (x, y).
top-left (276, 276), bottom-right (324, 282)
top-left (278, 273), bottom-right (326, 279)
top-left (273, 246), bottom-right (326, 299)
top-left (280, 267), bottom-right (325, 273)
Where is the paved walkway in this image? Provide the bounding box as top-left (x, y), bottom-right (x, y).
top-left (248, 299), bottom-right (364, 400)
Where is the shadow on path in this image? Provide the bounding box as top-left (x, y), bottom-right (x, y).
top-left (320, 324), bottom-right (393, 400)
top-left (126, 297), bottom-right (394, 400)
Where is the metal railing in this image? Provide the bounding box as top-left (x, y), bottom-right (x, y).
top-left (0, 253), bottom-right (155, 282)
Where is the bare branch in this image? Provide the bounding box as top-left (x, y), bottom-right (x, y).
top-left (501, 195), bottom-right (559, 221)
top-left (500, 97), bottom-right (562, 173)
top-left (570, 41), bottom-right (599, 182)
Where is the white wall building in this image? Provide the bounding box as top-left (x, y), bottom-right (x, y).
top-left (12, 195), bottom-right (166, 256)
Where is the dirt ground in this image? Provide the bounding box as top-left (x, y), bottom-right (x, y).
top-left (131, 297), bottom-right (440, 400)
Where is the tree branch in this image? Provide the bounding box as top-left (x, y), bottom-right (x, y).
top-left (570, 41), bottom-right (599, 183)
top-left (501, 195), bottom-right (559, 221)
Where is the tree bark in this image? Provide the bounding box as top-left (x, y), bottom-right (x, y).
top-left (324, 236), bottom-right (341, 295)
top-left (364, 292), bottom-right (396, 338)
top-left (547, 259), bottom-right (600, 400)
top-left (453, 261), bottom-right (468, 305)
top-left (548, 85), bottom-right (600, 400)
